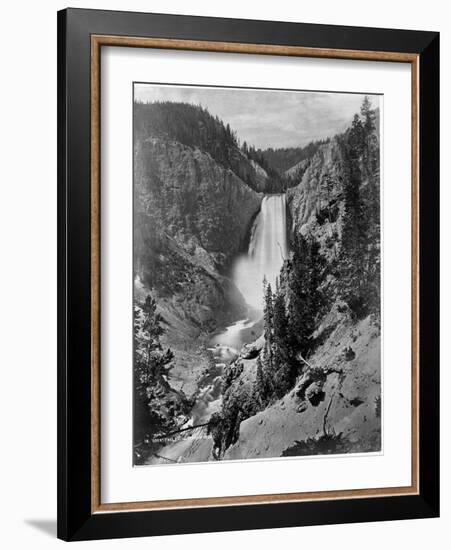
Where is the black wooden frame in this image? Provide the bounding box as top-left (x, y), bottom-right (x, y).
top-left (57, 7), bottom-right (439, 541)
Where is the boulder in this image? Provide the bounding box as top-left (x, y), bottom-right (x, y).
top-left (240, 334), bottom-right (264, 359)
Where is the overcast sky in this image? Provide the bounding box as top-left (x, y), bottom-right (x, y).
top-left (134, 84), bottom-right (380, 150)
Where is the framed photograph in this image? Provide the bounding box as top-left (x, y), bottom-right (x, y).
top-left (57, 8), bottom-right (439, 541)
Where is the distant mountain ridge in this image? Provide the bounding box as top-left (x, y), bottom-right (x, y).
top-left (259, 140), bottom-right (328, 176)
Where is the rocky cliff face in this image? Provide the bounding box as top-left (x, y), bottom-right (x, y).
top-left (222, 307), bottom-right (381, 460)
top-left (134, 136), bottom-right (262, 334)
top-left (287, 138), bottom-right (345, 261)
top-left (214, 135), bottom-right (381, 461)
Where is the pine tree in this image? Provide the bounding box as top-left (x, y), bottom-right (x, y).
top-left (360, 97), bottom-right (381, 315)
top-left (364, 168), bottom-right (381, 315)
top-left (361, 96), bottom-right (375, 132)
top-left (133, 293), bottom-right (179, 443)
top-left (339, 114), bottom-right (368, 314)
top-left (273, 285), bottom-right (290, 365)
top-left (135, 294), bottom-right (174, 400)
top-left (338, 99), bottom-right (381, 317)
top-left (253, 356), bottom-right (270, 408)
top-left (263, 280), bottom-right (274, 346)
top-left (286, 234), bottom-right (323, 356)
top-left (272, 284), bottom-right (298, 396)
top-left (360, 96), bottom-right (378, 177)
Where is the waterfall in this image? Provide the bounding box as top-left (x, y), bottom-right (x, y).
top-left (206, 195), bottom-right (288, 417)
top-left (233, 194), bottom-right (288, 311)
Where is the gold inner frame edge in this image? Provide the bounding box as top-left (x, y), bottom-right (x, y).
top-left (90, 35), bottom-right (420, 514)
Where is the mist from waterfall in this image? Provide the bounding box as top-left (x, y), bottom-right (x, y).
top-left (232, 194), bottom-right (288, 311)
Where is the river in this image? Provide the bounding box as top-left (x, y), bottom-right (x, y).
top-left (145, 194), bottom-right (288, 465)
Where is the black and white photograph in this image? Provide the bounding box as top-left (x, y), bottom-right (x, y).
top-left (0, 0), bottom-right (444, 545)
top-left (133, 84), bottom-right (381, 466)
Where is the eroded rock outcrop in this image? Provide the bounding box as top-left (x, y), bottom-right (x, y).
top-left (287, 138), bottom-right (345, 262)
top-left (134, 136), bottom-right (262, 333)
top-left (222, 313), bottom-right (381, 460)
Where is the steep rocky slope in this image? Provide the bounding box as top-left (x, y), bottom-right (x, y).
top-left (134, 136), bottom-right (262, 334)
top-left (133, 131), bottom-right (266, 427)
top-left (284, 157), bottom-right (309, 182)
top-left (287, 138), bottom-right (344, 257)
top-left (212, 125), bottom-right (381, 461)
top-left (223, 309), bottom-right (380, 460)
